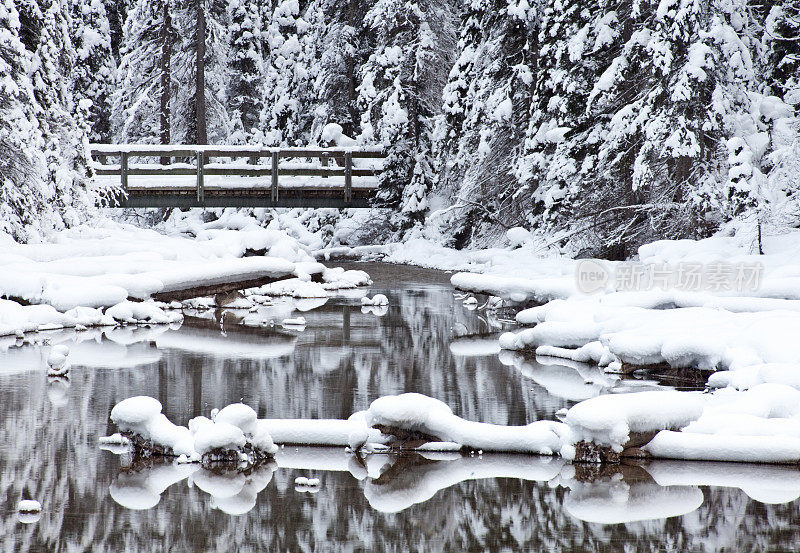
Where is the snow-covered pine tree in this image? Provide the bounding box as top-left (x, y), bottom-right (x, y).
top-left (227, 0), bottom-right (263, 143)
top-left (0, 0), bottom-right (45, 240)
top-left (763, 0), bottom-right (800, 104)
top-left (576, 0), bottom-right (756, 256)
top-left (0, 0), bottom-right (93, 241)
top-left (300, 0), bottom-right (366, 141)
top-left (357, 0), bottom-right (455, 230)
top-left (111, 0), bottom-right (176, 143)
top-left (258, 0), bottom-right (310, 146)
top-left (432, 0), bottom-right (536, 246)
top-left (30, 0), bottom-right (93, 230)
top-left (70, 0), bottom-right (116, 142)
top-left (103, 0), bottom-right (130, 62)
top-left (518, 0), bottom-right (619, 245)
top-left (172, 0), bottom-right (230, 144)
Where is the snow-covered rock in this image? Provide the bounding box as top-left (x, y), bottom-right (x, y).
top-left (108, 397), bottom-right (280, 464)
top-left (365, 393), bottom-right (566, 455)
top-left (560, 391), bottom-right (705, 460)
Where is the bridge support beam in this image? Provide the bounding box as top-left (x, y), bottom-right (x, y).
top-left (344, 152), bottom-right (352, 204)
top-left (271, 151), bottom-right (279, 202)
top-left (196, 152), bottom-right (204, 203)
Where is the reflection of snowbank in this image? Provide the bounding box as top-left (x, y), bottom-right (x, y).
top-left (449, 335), bottom-right (502, 357)
top-left (109, 461), bottom-right (276, 515)
top-left (563, 478), bottom-right (703, 524)
top-left (499, 350), bottom-right (621, 401)
top-left (110, 463), bottom-right (199, 510)
top-left (104, 444), bottom-right (800, 521)
top-left (155, 326), bottom-right (296, 359)
top-left (194, 463), bottom-right (277, 515)
top-left (646, 460), bottom-right (800, 504)
top-left (363, 454), bottom-right (564, 513)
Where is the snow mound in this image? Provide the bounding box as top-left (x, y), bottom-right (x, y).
top-left (215, 403), bottom-right (258, 435)
top-left (105, 300), bottom-right (182, 325)
top-left (562, 391), bottom-right (705, 455)
top-left (365, 393), bottom-right (565, 455)
top-left (17, 499), bottom-right (41, 513)
top-left (47, 344), bottom-right (70, 371)
top-left (192, 421), bottom-right (247, 455)
top-left (109, 397), bottom-right (278, 462)
top-left (506, 227), bottom-right (531, 247)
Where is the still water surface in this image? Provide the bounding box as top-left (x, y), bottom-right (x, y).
top-left (1, 263), bottom-right (799, 552)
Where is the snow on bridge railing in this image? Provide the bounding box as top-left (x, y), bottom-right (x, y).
top-left (89, 144), bottom-right (386, 208)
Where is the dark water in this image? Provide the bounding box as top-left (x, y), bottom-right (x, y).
top-left (1, 262), bottom-right (799, 552)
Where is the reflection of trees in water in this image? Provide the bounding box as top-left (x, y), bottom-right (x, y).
top-left (2, 280), bottom-right (800, 551)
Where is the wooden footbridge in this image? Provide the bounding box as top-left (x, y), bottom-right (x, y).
top-left (90, 144), bottom-right (385, 208)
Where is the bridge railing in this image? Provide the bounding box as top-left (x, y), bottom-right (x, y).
top-left (89, 144), bottom-right (385, 206)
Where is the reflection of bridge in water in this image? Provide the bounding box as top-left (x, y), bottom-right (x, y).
top-left (90, 144), bottom-right (386, 208)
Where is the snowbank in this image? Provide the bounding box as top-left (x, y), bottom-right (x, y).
top-left (107, 397), bottom-right (278, 464)
top-left (557, 384), bottom-right (800, 464)
top-left (363, 393), bottom-right (566, 455)
top-left (560, 391), bottom-right (705, 458)
top-left (0, 212), bottom-right (373, 338)
top-left (105, 380), bottom-right (800, 471)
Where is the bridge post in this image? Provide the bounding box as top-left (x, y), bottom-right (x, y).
top-left (196, 151), bottom-right (204, 203)
top-left (344, 151), bottom-right (352, 203)
top-left (320, 151), bottom-right (329, 178)
top-left (271, 151), bottom-right (279, 202)
top-left (121, 152), bottom-right (129, 192)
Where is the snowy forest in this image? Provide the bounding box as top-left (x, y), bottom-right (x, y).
top-left (1, 0), bottom-right (799, 256)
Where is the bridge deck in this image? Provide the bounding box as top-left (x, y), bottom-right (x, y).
top-left (90, 144), bottom-right (385, 208)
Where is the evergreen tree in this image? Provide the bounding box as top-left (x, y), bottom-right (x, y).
top-left (763, 0), bottom-right (799, 103)
top-left (569, 0), bottom-right (756, 255)
top-left (301, 0), bottom-right (366, 141)
top-left (70, 0), bottom-right (116, 142)
top-left (172, 0), bottom-right (230, 144)
top-left (1, 0), bottom-right (93, 241)
top-left (257, 0), bottom-right (310, 146)
top-left (518, 0), bottom-right (617, 239)
top-left (227, 0), bottom-right (263, 143)
top-left (104, 0), bottom-right (130, 62)
top-left (0, 0), bottom-right (44, 240)
top-left (111, 0), bottom-right (175, 143)
top-left (433, 0), bottom-right (536, 246)
top-left (357, 0), bottom-right (452, 229)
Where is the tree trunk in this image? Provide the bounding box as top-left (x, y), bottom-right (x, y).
top-left (160, 1), bottom-right (171, 165)
top-left (195, 0), bottom-right (207, 145)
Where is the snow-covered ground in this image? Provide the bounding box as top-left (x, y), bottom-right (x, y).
top-left (0, 211), bottom-right (371, 338)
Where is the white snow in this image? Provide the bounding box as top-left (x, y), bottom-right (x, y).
top-left (564, 479), bottom-right (703, 524)
top-left (46, 344), bottom-right (69, 371)
top-left (260, 418), bottom-right (367, 446)
top-left (365, 393), bottom-right (566, 455)
top-left (109, 396), bottom-right (278, 460)
top-left (17, 499), bottom-right (41, 513)
top-left (281, 316), bottom-right (306, 327)
top-left (192, 421), bottom-right (247, 455)
top-left (561, 391), bottom-right (705, 456)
